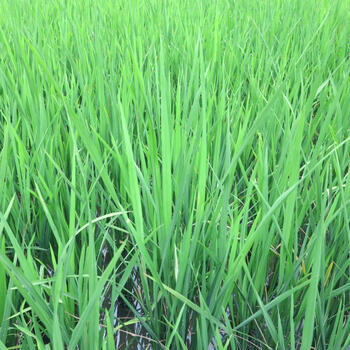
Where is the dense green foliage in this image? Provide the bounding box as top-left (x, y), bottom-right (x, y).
top-left (0, 0), bottom-right (349, 348)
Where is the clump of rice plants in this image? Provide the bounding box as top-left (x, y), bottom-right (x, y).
top-left (0, 0), bottom-right (349, 349)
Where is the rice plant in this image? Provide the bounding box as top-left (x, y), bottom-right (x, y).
top-left (0, 0), bottom-right (349, 348)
